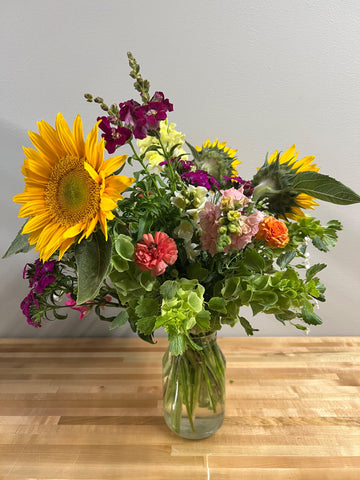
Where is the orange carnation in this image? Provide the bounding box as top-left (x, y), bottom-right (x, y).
top-left (256, 216), bottom-right (289, 249)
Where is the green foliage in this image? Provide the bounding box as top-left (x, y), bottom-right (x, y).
top-left (292, 171), bottom-right (360, 205)
top-left (2, 223), bottom-right (34, 258)
top-left (287, 216), bottom-right (342, 252)
top-left (109, 310), bottom-right (129, 330)
top-left (75, 231), bottom-right (113, 305)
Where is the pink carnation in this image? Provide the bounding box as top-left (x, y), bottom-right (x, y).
top-left (225, 211), bottom-right (265, 252)
top-left (199, 201), bottom-right (221, 256)
top-left (65, 293), bottom-right (91, 319)
top-left (134, 232), bottom-right (178, 276)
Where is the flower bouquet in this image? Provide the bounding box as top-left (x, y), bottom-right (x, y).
top-left (4, 52), bottom-right (360, 438)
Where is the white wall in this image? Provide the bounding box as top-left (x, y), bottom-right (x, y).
top-left (1, 0), bottom-right (359, 337)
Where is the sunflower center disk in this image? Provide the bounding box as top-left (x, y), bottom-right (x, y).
top-left (45, 156), bottom-right (100, 226)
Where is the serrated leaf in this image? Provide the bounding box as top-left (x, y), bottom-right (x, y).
top-left (109, 310), bottom-right (129, 330)
top-left (306, 263), bottom-right (326, 281)
top-left (137, 316), bottom-right (157, 335)
top-left (135, 298), bottom-right (159, 318)
top-left (160, 280), bottom-right (177, 299)
top-left (208, 296), bottom-right (227, 314)
top-left (114, 234), bottom-right (134, 261)
top-left (169, 334), bottom-right (186, 356)
top-left (301, 306), bottom-right (323, 325)
top-left (277, 250), bottom-right (296, 269)
top-left (75, 231), bottom-right (112, 304)
top-left (292, 171), bottom-right (360, 205)
top-left (312, 236), bottom-right (328, 252)
top-left (2, 223), bottom-right (34, 258)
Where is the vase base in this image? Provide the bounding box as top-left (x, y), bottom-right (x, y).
top-left (164, 412), bottom-right (225, 440)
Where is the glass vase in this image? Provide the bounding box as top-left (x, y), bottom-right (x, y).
top-left (162, 332), bottom-right (226, 439)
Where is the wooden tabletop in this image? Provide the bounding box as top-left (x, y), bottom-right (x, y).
top-left (0, 336), bottom-right (359, 479)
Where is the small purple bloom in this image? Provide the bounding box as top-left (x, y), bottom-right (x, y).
top-left (97, 116), bottom-right (132, 154)
top-left (181, 170), bottom-right (220, 190)
top-left (119, 99), bottom-right (142, 127)
top-left (159, 158), bottom-right (194, 174)
top-left (119, 92), bottom-right (173, 139)
top-left (21, 291), bottom-right (41, 328)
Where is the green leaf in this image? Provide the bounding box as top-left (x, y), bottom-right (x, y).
top-left (187, 292), bottom-right (203, 313)
top-left (114, 234), bottom-right (134, 261)
top-left (301, 306), bottom-right (323, 325)
top-left (195, 310), bottom-right (211, 331)
top-left (169, 334), bottom-right (186, 356)
top-left (135, 298), bottom-right (159, 318)
top-left (186, 263), bottom-right (209, 282)
top-left (306, 263), bottom-right (327, 281)
top-left (109, 310), bottom-right (129, 330)
top-left (208, 297), bottom-right (227, 314)
top-left (160, 280), bottom-right (177, 299)
top-left (221, 277), bottom-right (241, 299)
top-left (137, 316), bottom-right (157, 335)
top-left (312, 236), bottom-right (328, 252)
top-left (252, 291), bottom-right (278, 306)
top-left (185, 141), bottom-right (200, 161)
top-left (275, 310), bottom-right (297, 321)
top-left (250, 302), bottom-right (263, 316)
top-left (277, 250), bottom-right (296, 269)
top-left (292, 323), bottom-right (308, 331)
top-left (292, 171), bottom-right (360, 205)
top-left (112, 255), bottom-right (129, 272)
top-left (75, 231), bottom-right (112, 304)
top-left (239, 316), bottom-right (259, 336)
top-left (2, 223), bottom-right (34, 258)
top-left (243, 248), bottom-right (265, 272)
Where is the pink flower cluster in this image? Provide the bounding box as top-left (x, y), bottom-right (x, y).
top-left (199, 188), bottom-right (264, 256)
top-left (224, 211), bottom-right (264, 252)
top-left (199, 202), bottom-right (222, 256)
top-left (134, 232), bottom-right (178, 276)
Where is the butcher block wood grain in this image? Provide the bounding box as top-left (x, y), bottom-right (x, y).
top-left (0, 336), bottom-right (359, 479)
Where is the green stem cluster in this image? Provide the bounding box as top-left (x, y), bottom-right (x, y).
top-left (162, 333), bottom-right (226, 438)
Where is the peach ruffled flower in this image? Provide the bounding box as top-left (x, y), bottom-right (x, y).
top-left (134, 232), bottom-right (178, 276)
top-left (256, 216), bottom-right (289, 248)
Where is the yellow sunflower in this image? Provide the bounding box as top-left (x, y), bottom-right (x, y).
top-left (195, 139), bottom-right (241, 181)
top-left (267, 144), bottom-right (319, 219)
top-left (13, 113), bottom-right (135, 261)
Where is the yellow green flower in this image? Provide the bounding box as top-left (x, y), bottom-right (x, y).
top-left (137, 119), bottom-right (188, 171)
top-left (13, 113), bottom-right (135, 261)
